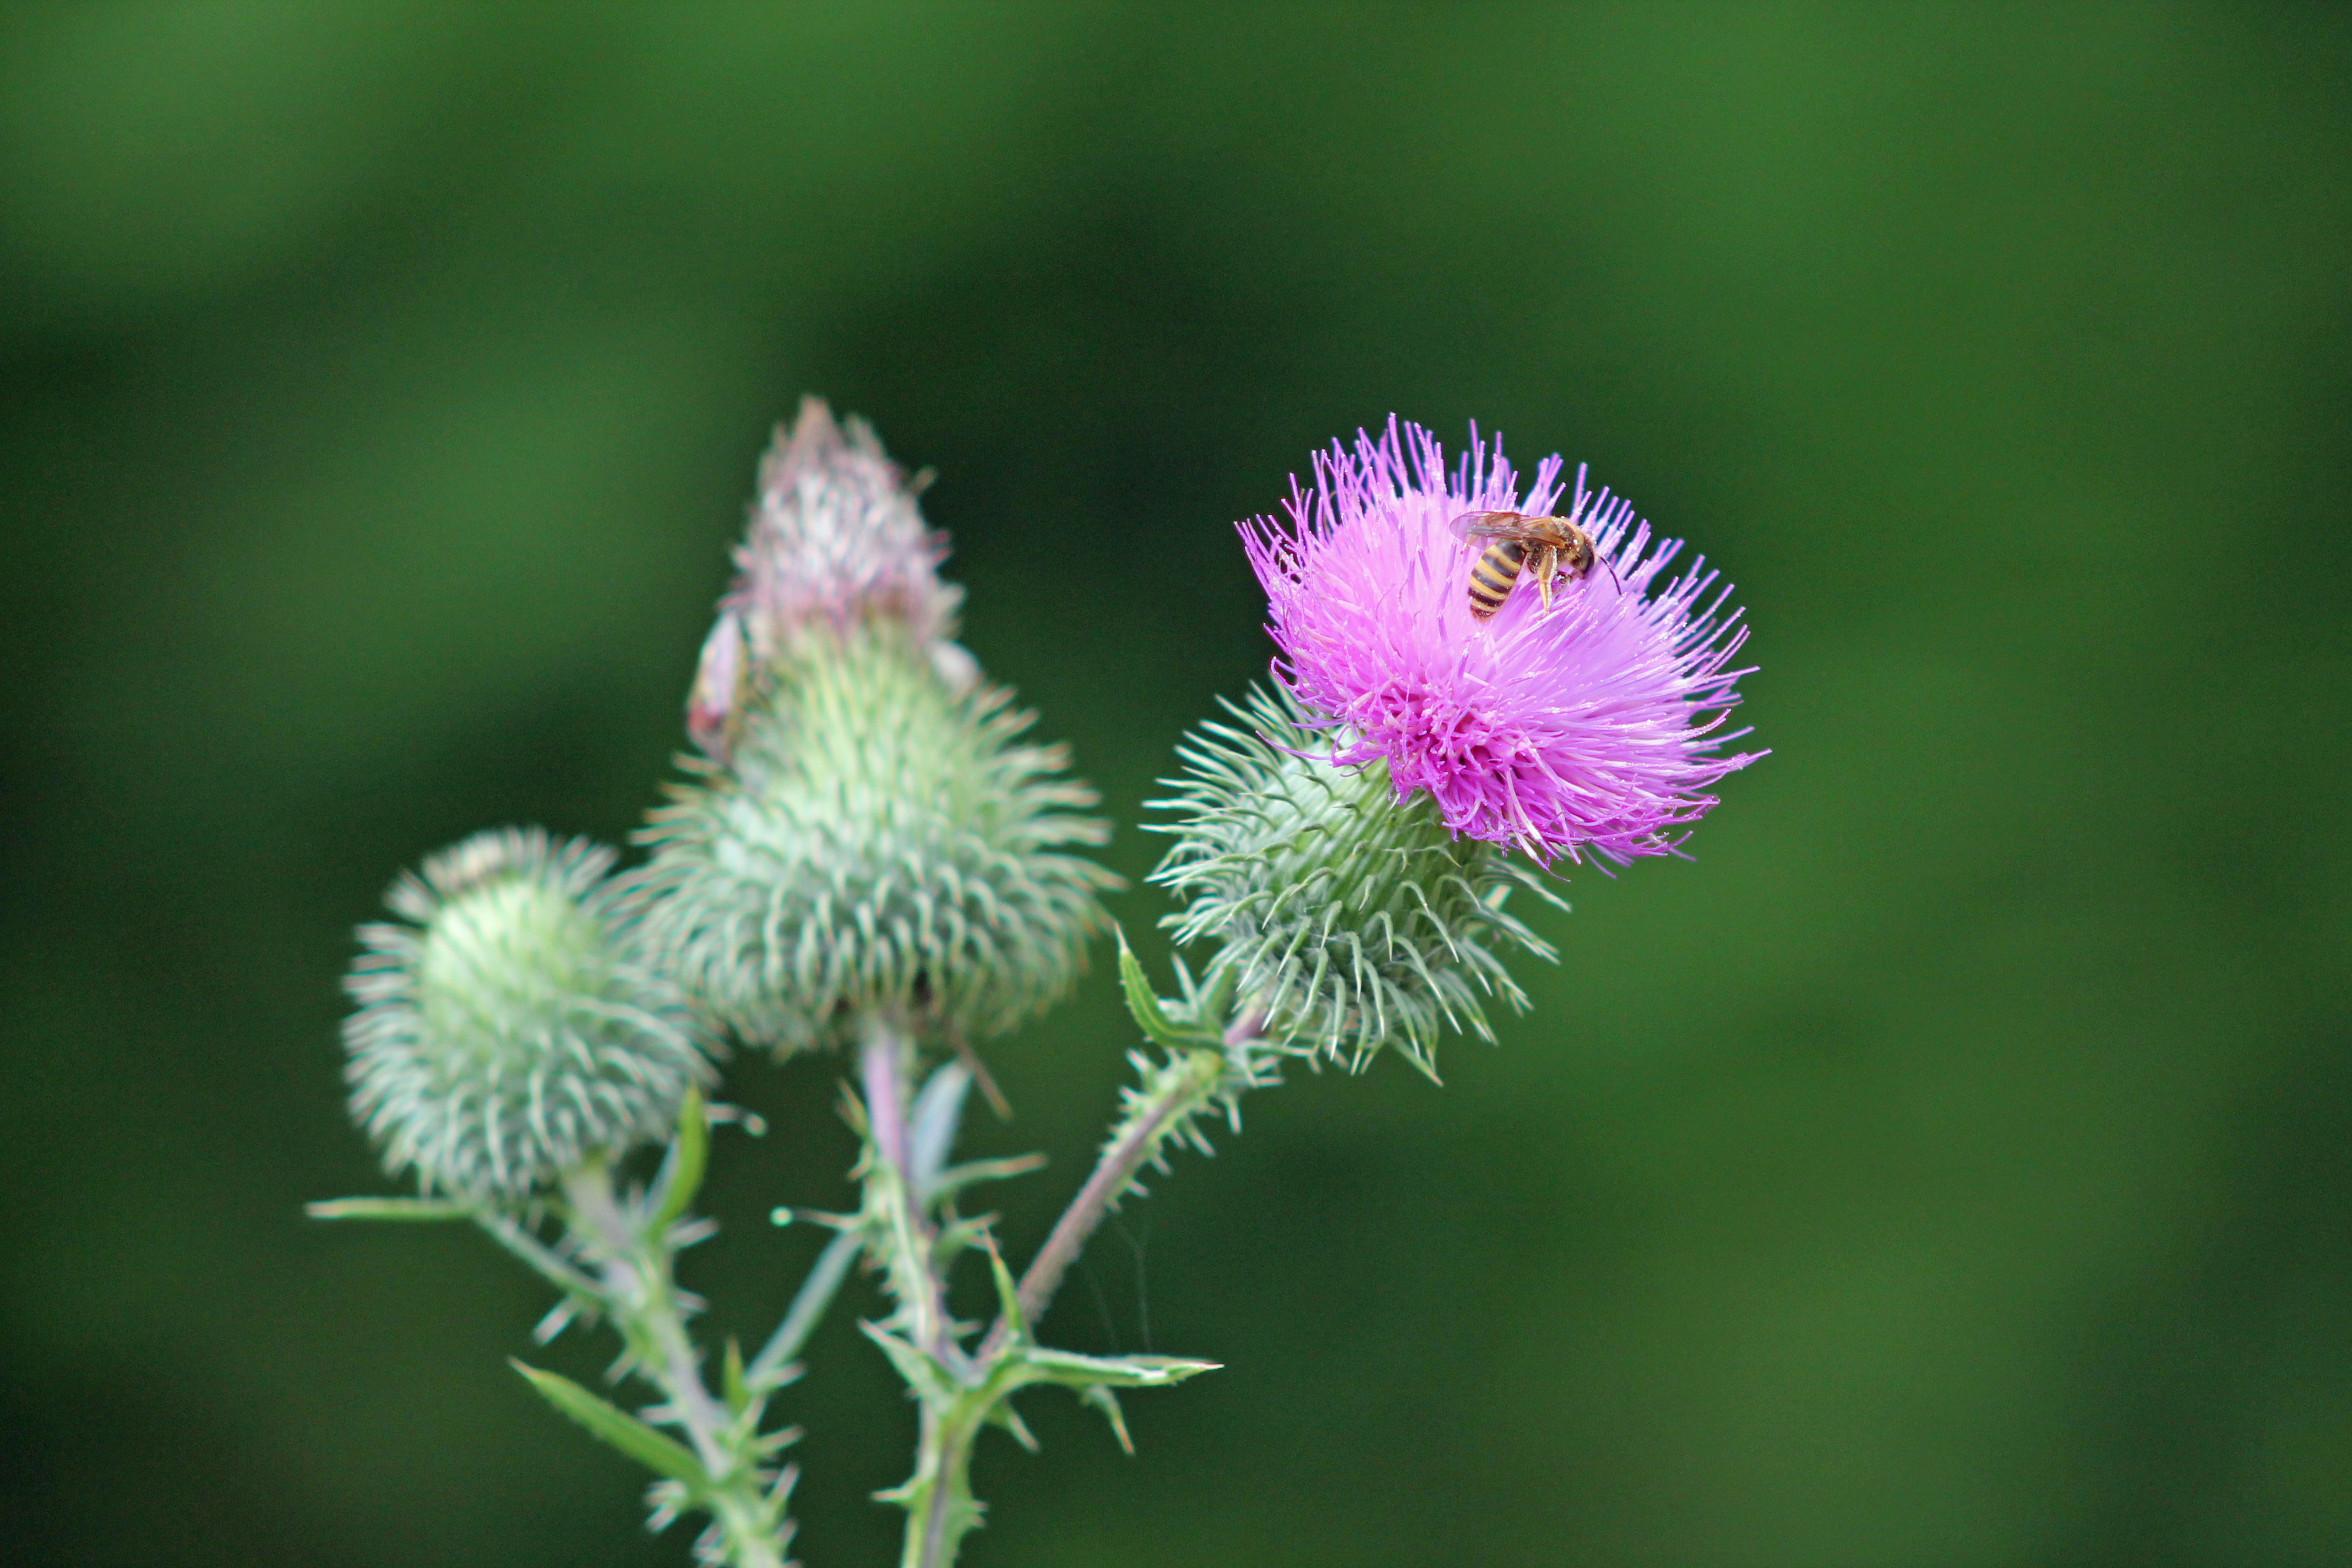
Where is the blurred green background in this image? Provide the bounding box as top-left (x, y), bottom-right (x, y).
top-left (3, 5), bottom-right (2347, 1564)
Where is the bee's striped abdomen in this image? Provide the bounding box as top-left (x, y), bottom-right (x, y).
top-left (1467, 538), bottom-right (1526, 620)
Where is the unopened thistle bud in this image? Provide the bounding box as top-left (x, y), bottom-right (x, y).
top-left (342, 829), bottom-right (714, 1202)
top-left (1150, 685), bottom-right (1556, 1074)
top-left (731, 396), bottom-right (965, 674)
top-left (639, 401), bottom-right (1115, 1055)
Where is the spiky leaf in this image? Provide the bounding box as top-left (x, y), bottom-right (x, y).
top-left (1080, 1384), bottom-right (1134, 1455)
top-left (647, 1088), bottom-right (709, 1235)
top-left (1014, 1348), bottom-right (1221, 1390)
top-left (1117, 928), bottom-right (1208, 1051)
top-left (511, 1362), bottom-right (711, 1490)
top-left (304, 1196), bottom-right (472, 1222)
top-left (859, 1322), bottom-right (960, 1406)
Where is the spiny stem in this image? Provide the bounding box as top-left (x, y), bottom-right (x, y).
top-left (861, 1016), bottom-right (956, 1363)
top-left (562, 1170), bottom-right (731, 1460)
top-left (558, 1166), bottom-right (792, 1568)
top-left (1001, 1066), bottom-right (1210, 1349)
top-left (875, 1009), bottom-right (1265, 1568)
top-left (981, 1009), bottom-right (1261, 1363)
top-left (856, 1019), bottom-right (980, 1568)
top-left (913, 1403), bottom-right (984, 1568)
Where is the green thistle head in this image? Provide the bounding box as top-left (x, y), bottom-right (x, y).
top-left (342, 828), bottom-right (715, 1202)
top-left (645, 401), bottom-right (1116, 1057)
top-left (1148, 685), bottom-right (1559, 1074)
top-left (640, 622), bottom-right (1115, 1054)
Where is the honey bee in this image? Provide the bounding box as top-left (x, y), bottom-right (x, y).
top-left (1450, 511), bottom-right (1608, 620)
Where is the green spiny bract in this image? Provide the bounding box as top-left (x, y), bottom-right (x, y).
top-left (342, 828), bottom-right (715, 1202)
top-left (1147, 685), bottom-right (1560, 1074)
top-left (636, 624), bottom-right (1117, 1056)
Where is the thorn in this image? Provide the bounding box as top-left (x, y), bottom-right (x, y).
top-left (708, 1101), bottom-right (769, 1137)
top-left (531, 1299), bottom-right (578, 1345)
top-left (951, 1029), bottom-right (1014, 1120)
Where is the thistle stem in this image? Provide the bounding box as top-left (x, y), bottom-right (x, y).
top-left (558, 1166), bottom-right (793, 1568)
top-left (978, 1010), bottom-right (1261, 1364)
top-left (913, 1402), bottom-right (986, 1568)
top-left (861, 1017), bottom-right (957, 1364)
top-left (855, 1019), bottom-right (979, 1568)
top-left (874, 1009), bottom-right (1264, 1568)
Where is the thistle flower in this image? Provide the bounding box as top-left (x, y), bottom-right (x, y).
top-left (342, 829), bottom-right (714, 1202)
top-left (640, 402), bottom-right (1115, 1055)
top-left (1150, 684), bottom-right (1557, 1072)
top-left (1242, 418), bottom-right (1760, 867)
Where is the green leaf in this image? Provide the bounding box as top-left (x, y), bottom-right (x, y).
top-left (748, 1228), bottom-right (861, 1391)
top-left (907, 1061), bottom-right (972, 1199)
top-left (1016, 1348), bottom-right (1221, 1390)
top-left (304, 1196), bottom-right (471, 1222)
top-left (858, 1321), bottom-right (958, 1406)
top-left (475, 1212), bottom-right (603, 1300)
top-left (721, 1337), bottom-right (750, 1416)
top-left (648, 1087), bottom-right (708, 1235)
top-left (936, 1214), bottom-right (992, 1262)
top-left (510, 1361), bottom-right (710, 1490)
top-left (1117, 928), bottom-right (1200, 1050)
top-left (988, 1396), bottom-right (1040, 1452)
top-left (928, 1152), bottom-right (1048, 1204)
top-left (981, 1234), bottom-right (1026, 1347)
top-left (1079, 1384), bottom-right (1134, 1455)
top-left (1191, 957), bottom-right (1241, 1035)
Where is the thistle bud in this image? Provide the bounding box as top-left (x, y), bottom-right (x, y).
top-left (1148, 686), bottom-right (1557, 1074)
top-left (733, 396), bottom-right (963, 667)
top-left (342, 829), bottom-right (714, 1201)
top-left (639, 402), bottom-right (1115, 1055)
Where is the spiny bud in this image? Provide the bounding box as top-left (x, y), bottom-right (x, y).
top-left (687, 399), bottom-right (982, 765)
top-left (640, 402), bottom-right (1115, 1055)
top-left (342, 828), bottom-right (715, 1202)
top-left (640, 623), bottom-right (1115, 1054)
top-left (1147, 685), bottom-right (1559, 1075)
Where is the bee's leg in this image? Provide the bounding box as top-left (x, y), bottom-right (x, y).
top-left (1536, 546), bottom-right (1558, 611)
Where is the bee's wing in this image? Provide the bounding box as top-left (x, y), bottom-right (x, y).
top-left (1450, 510), bottom-right (1543, 545)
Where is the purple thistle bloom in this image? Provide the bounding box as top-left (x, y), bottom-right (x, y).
top-left (1241, 418), bottom-right (1761, 868)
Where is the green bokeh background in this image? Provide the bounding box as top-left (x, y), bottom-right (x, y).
top-left (3, 6), bottom-right (2347, 1564)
